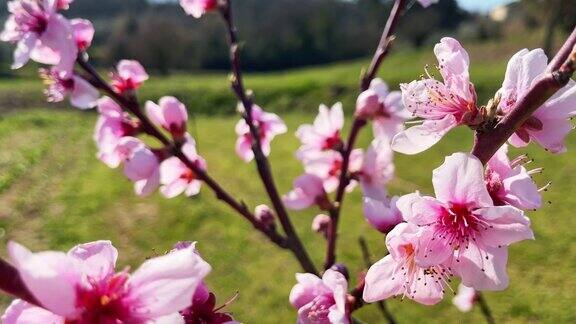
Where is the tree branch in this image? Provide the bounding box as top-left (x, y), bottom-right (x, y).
top-left (77, 57), bottom-right (289, 250)
top-left (324, 0), bottom-right (407, 270)
top-left (0, 258), bottom-right (38, 305)
top-left (471, 28), bottom-right (576, 164)
top-left (218, 0), bottom-right (318, 275)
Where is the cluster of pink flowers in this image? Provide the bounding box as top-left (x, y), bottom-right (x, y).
top-left (1, 0), bottom-right (575, 323)
top-left (1, 240), bottom-right (214, 323)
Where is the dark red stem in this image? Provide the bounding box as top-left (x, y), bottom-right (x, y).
top-left (0, 258), bottom-right (38, 305)
top-left (471, 27), bottom-right (576, 164)
top-left (76, 56), bottom-right (289, 250)
top-left (219, 0), bottom-right (318, 275)
top-left (324, 0), bottom-right (407, 270)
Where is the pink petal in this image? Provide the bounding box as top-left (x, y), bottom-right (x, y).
top-left (363, 255), bottom-right (402, 302)
top-left (454, 244), bottom-right (509, 291)
top-left (396, 192), bottom-right (444, 226)
top-left (128, 243), bottom-right (211, 318)
top-left (8, 242), bottom-right (79, 318)
top-left (283, 188), bottom-right (315, 210)
top-left (289, 273), bottom-right (328, 309)
top-left (159, 96), bottom-right (188, 129)
top-left (434, 37), bottom-right (470, 82)
top-left (67, 240), bottom-right (118, 282)
top-left (502, 167), bottom-right (542, 210)
top-left (362, 196), bottom-right (402, 233)
top-left (118, 60), bottom-right (149, 84)
top-left (145, 101), bottom-right (166, 129)
top-left (475, 206), bottom-right (534, 247)
top-left (12, 34), bottom-right (36, 69)
top-left (70, 18), bottom-right (94, 50)
top-left (235, 136), bottom-right (254, 162)
top-left (134, 167), bottom-right (160, 197)
top-left (70, 75), bottom-right (99, 109)
top-left (432, 153), bottom-right (493, 207)
top-left (452, 284), bottom-right (476, 312)
top-left (391, 115), bottom-right (458, 155)
top-left (2, 300), bottom-right (64, 324)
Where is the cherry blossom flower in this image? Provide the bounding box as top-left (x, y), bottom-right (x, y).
top-left (57, 0), bottom-right (73, 10)
top-left (160, 138), bottom-right (206, 198)
top-left (180, 282), bottom-right (238, 324)
top-left (235, 104), bottom-right (287, 162)
top-left (417, 0), bottom-right (439, 7)
top-left (40, 67), bottom-right (99, 109)
top-left (283, 174), bottom-right (330, 210)
top-left (111, 60), bottom-right (149, 94)
top-left (392, 38), bottom-right (479, 155)
top-left (70, 18), bottom-right (93, 51)
top-left (255, 204), bottom-right (275, 228)
top-left (363, 222), bottom-right (450, 305)
top-left (146, 96), bottom-right (189, 140)
top-left (0, 0), bottom-right (77, 72)
top-left (356, 78), bottom-right (411, 140)
top-left (312, 214), bottom-right (331, 236)
top-left (498, 48), bottom-right (576, 153)
top-left (180, 0), bottom-right (218, 18)
top-left (397, 153), bottom-right (534, 290)
top-left (452, 283), bottom-right (478, 313)
top-left (485, 144), bottom-right (542, 210)
top-left (94, 97), bottom-right (140, 168)
top-left (362, 196), bottom-right (403, 234)
top-left (302, 149), bottom-right (363, 193)
top-left (356, 138), bottom-right (395, 199)
top-left (2, 240), bottom-right (211, 323)
top-left (119, 137), bottom-right (161, 197)
top-left (289, 269), bottom-right (350, 324)
top-left (296, 103), bottom-right (344, 161)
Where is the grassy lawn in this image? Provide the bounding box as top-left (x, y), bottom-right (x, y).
top-left (0, 34), bottom-right (575, 322)
top-left (0, 108), bottom-right (575, 323)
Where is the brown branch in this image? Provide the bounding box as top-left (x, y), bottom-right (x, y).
top-left (324, 0), bottom-right (407, 270)
top-left (77, 57), bottom-right (289, 250)
top-left (0, 258), bottom-right (38, 305)
top-left (471, 28), bottom-right (576, 164)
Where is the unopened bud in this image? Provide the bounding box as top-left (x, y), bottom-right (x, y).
top-left (311, 214), bottom-right (331, 235)
top-left (355, 89), bottom-right (381, 120)
top-left (255, 204), bottom-right (275, 229)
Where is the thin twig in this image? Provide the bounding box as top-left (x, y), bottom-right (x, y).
top-left (471, 27), bottom-right (576, 164)
top-left (358, 237), bottom-right (397, 324)
top-left (476, 292), bottom-right (496, 324)
top-left (324, 0), bottom-right (407, 270)
top-left (77, 56), bottom-right (289, 250)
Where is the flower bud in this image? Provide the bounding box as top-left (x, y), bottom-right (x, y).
top-left (330, 263), bottom-right (350, 280)
top-left (311, 214), bottom-right (331, 235)
top-left (255, 204), bottom-right (276, 229)
top-left (355, 89), bottom-right (381, 120)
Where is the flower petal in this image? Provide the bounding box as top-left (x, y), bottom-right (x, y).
top-left (391, 115), bottom-right (457, 155)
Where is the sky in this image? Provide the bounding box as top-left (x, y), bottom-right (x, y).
top-left (457, 0), bottom-right (518, 13)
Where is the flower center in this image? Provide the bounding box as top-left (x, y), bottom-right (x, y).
top-left (435, 203), bottom-right (490, 249)
top-left (322, 132), bottom-right (342, 151)
top-left (484, 170), bottom-right (506, 206)
top-left (180, 168), bottom-right (197, 183)
top-left (72, 273), bottom-right (133, 323)
top-left (305, 295), bottom-right (334, 321)
top-left (17, 1), bottom-right (49, 35)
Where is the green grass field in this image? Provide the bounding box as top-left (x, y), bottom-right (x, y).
top-left (0, 39), bottom-right (575, 322)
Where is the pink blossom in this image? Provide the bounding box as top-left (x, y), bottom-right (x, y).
top-left (57, 0), bottom-right (73, 10)
top-left (94, 97), bottom-right (140, 168)
top-left (357, 138), bottom-right (395, 199)
top-left (2, 240), bottom-right (211, 323)
top-left (160, 138), bottom-right (206, 198)
top-left (180, 282), bottom-right (238, 323)
top-left (397, 153), bottom-right (534, 290)
top-left (0, 0), bottom-right (77, 72)
top-left (485, 144), bottom-right (542, 210)
top-left (180, 0), bottom-right (218, 18)
top-left (119, 137), bottom-right (161, 197)
top-left (363, 222), bottom-right (449, 305)
top-left (362, 196), bottom-right (403, 234)
top-left (111, 60), bottom-right (149, 94)
top-left (289, 269), bottom-right (350, 324)
top-left (70, 18), bottom-right (93, 51)
top-left (235, 104), bottom-right (287, 162)
top-left (255, 204), bottom-right (275, 228)
top-left (499, 48), bottom-right (576, 153)
top-left (40, 67), bottom-right (99, 109)
top-left (417, 0), bottom-right (439, 7)
top-left (283, 174), bottom-right (330, 210)
top-left (146, 96), bottom-right (189, 140)
top-left (392, 38), bottom-right (479, 155)
top-left (302, 149), bottom-right (363, 193)
top-left (312, 214), bottom-right (331, 235)
top-left (296, 103), bottom-right (344, 161)
top-left (452, 283), bottom-right (477, 312)
top-left (356, 78), bottom-right (411, 140)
